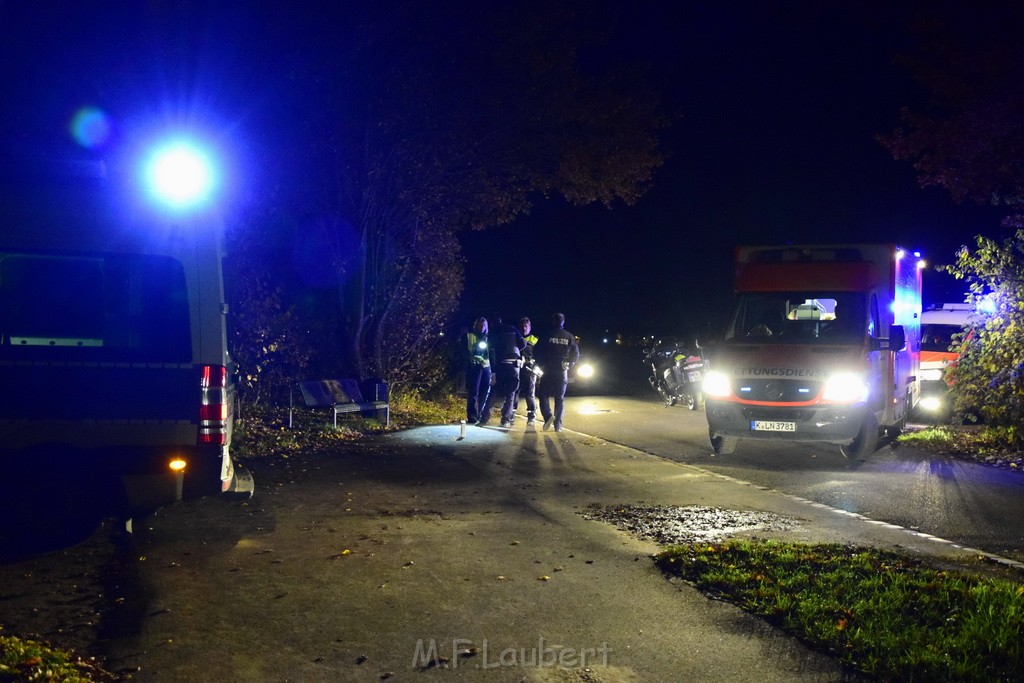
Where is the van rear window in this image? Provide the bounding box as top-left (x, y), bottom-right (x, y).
top-left (0, 250), bottom-right (192, 362)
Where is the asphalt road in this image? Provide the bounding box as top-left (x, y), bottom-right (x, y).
top-left (2, 386), bottom-right (1020, 681)
top-left (563, 392), bottom-right (1024, 564)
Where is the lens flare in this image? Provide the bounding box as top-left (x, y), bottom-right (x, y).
top-left (69, 107), bottom-right (112, 149)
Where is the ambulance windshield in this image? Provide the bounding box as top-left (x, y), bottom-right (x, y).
top-left (725, 292), bottom-right (867, 345)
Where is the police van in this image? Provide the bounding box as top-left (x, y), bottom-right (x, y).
top-left (0, 155), bottom-right (252, 545)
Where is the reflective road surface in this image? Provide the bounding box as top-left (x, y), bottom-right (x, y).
top-left (561, 393), bottom-right (1024, 563)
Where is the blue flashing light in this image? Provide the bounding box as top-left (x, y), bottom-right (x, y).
top-left (144, 141), bottom-right (216, 209)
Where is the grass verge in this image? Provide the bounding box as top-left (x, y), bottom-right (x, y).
top-left (899, 426), bottom-right (1024, 470)
top-left (656, 540), bottom-right (1024, 681)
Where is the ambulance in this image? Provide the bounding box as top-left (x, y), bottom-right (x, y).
top-left (918, 303), bottom-right (975, 419)
top-left (703, 244), bottom-right (923, 458)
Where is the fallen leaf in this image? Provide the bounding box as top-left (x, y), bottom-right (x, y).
top-left (420, 655), bottom-right (451, 670)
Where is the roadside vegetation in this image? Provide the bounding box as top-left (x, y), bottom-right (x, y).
top-left (231, 390), bottom-right (465, 461)
top-left (656, 540), bottom-right (1024, 681)
top-left (0, 632), bottom-right (117, 682)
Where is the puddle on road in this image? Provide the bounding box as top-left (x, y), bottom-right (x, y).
top-left (582, 503), bottom-right (800, 545)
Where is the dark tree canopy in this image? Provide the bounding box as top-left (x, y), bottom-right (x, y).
top-left (250, 1), bottom-right (668, 383)
top-left (264, 1), bottom-right (666, 227)
top-left (879, 4), bottom-right (1024, 225)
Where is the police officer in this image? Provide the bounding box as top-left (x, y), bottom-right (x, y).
top-left (513, 317), bottom-right (540, 425)
top-left (463, 317), bottom-right (491, 424)
top-left (535, 312), bottom-right (580, 432)
top-left (479, 315), bottom-right (526, 427)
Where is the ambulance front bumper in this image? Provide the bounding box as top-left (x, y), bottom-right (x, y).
top-left (705, 400), bottom-right (868, 444)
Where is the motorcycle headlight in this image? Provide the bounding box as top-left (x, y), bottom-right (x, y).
top-left (703, 370), bottom-right (731, 399)
top-left (822, 372), bottom-right (869, 404)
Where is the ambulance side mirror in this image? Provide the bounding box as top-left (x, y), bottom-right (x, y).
top-left (875, 324), bottom-right (906, 352)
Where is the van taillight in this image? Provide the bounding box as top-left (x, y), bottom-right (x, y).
top-left (198, 364), bottom-right (228, 445)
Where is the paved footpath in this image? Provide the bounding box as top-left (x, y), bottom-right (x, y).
top-left (93, 423), bottom-right (1005, 682)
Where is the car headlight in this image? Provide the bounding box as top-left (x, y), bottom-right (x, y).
top-left (703, 370), bottom-right (731, 399)
top-left (822, 372), bottom-right (869, 403)
top-left (576, 362), bottom-right (595, 379)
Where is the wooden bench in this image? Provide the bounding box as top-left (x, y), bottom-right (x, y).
top-left (288, 378), bottom-right (390, 429)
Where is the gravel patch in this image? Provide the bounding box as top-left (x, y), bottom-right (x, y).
top-left (581, 503), bottom-right (801, 545)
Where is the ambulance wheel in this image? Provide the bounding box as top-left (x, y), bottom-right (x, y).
top-left (840, 414), bottom-right (879, 459)
top-left (709, 429), bottom-right (737, 455)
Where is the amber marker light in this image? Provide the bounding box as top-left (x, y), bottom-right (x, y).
top-left (169, 459), bottom-right (187, 503)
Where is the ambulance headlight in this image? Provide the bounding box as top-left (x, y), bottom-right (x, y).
top-left (703, 370), bottom-right (731, 399)
top-left (920, 368), bottom-right (944, 382)
top-left (822, 372), bottom-right (869, 403)
top-left (919, 395), bottom-right (943, 412)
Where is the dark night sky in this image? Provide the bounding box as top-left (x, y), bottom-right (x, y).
top-left (0, 2), bottom-right (1008, 341)
top-left (459, 2), bottom-right (1006, 339)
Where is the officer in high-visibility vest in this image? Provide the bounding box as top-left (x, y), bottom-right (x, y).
top-left (513, 317), bottom-right (541, 425)
top-left (463, 317), bottom-right (491, 424)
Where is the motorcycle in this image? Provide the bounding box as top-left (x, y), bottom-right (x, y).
top-left (644, 339), bottom-right (705, 410)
